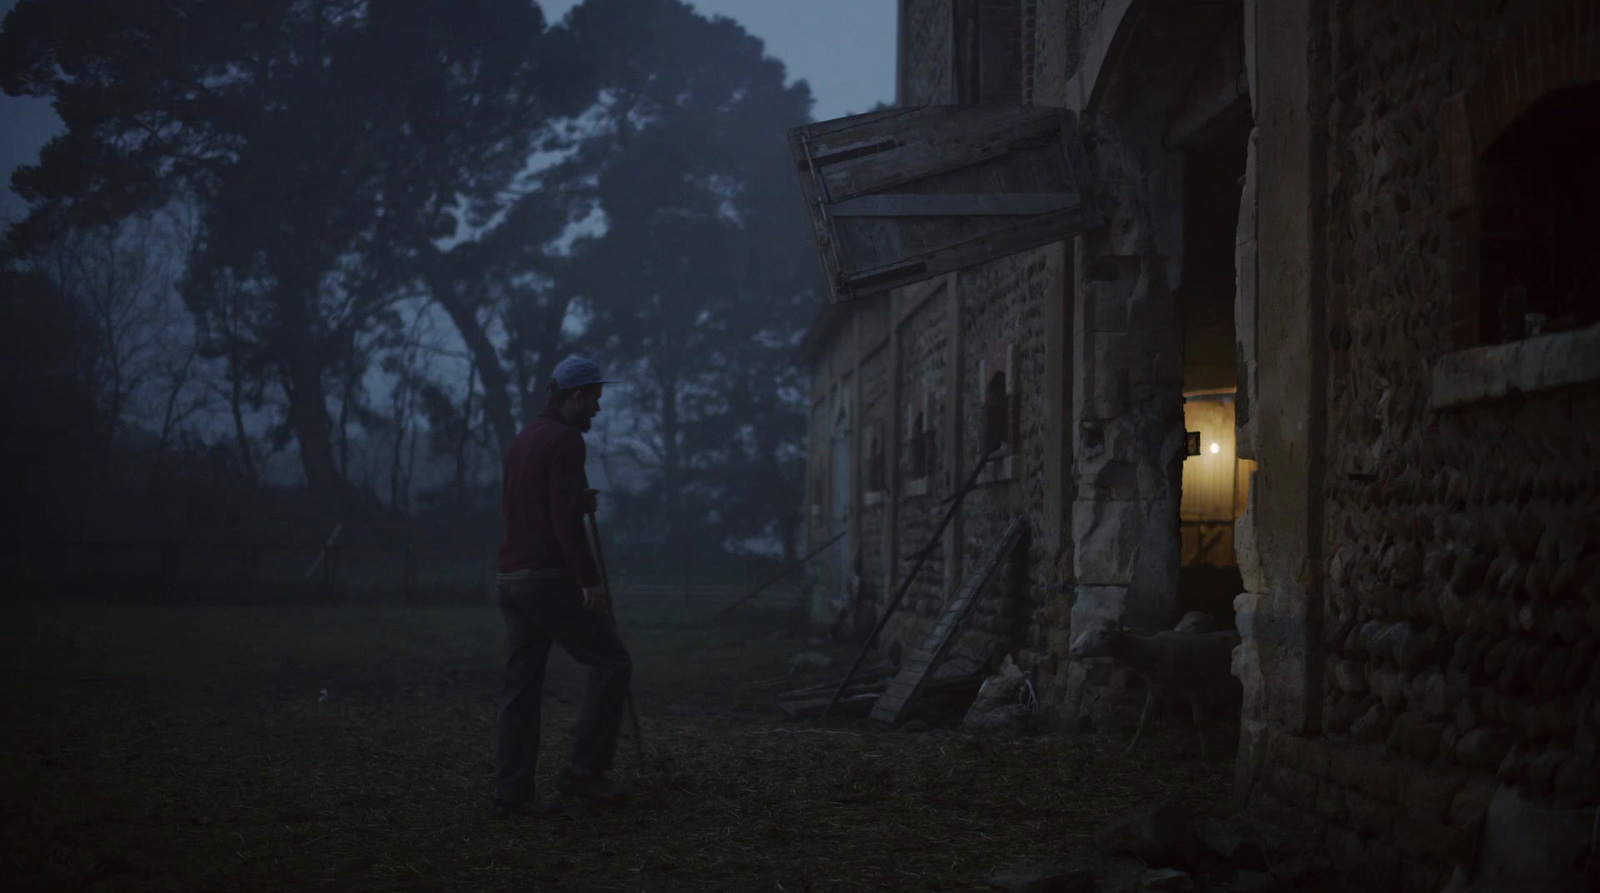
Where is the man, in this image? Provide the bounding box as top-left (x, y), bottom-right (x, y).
top-left (492, 355), bottom-right (631, 818)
